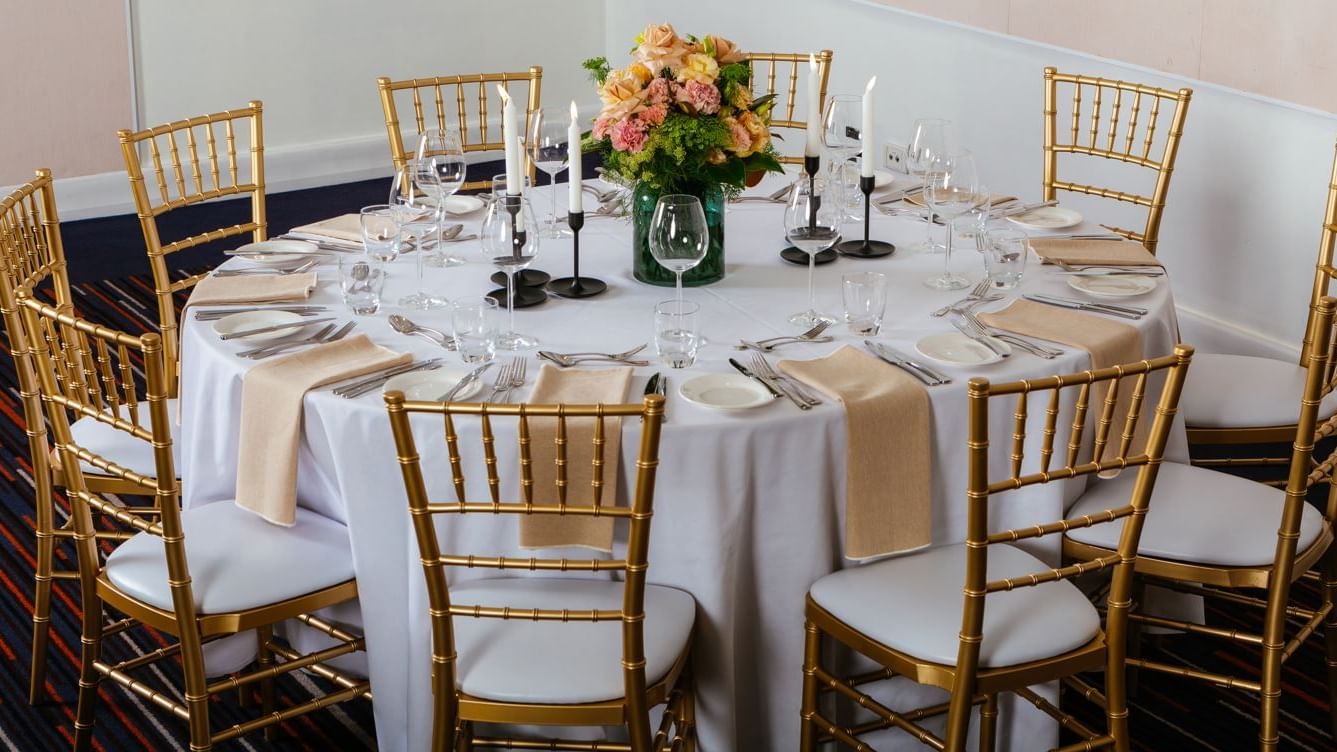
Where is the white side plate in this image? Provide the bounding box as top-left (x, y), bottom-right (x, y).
top-left (678, 373), bottom-right (773, 410)
top-left (914, 332), bottom-right (1009, 366)
top-left (1067, 274), bottom-right (1158, 298)
top-left (231, 239), bottom-right (319, 265)
top-left (213, 310), bottom-right (306, 342)
top-left (1007, 206), bottom-right (1083, 231)
top-left (383, 367), bottom-right (485, 401)
top-left (444, 195), bottom-right (486, 215)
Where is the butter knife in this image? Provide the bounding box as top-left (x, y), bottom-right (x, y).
top-left (1023, 294), bottom-right (1145, 319)
top-left (949, 318), bottom-right (1009, 359)
top-left (865, 341), bottom-right (951, 386)
top-left (437, 362), bottom-right (494, 402)
top-left (333, 358), bottom-right (445, 397)
top-left (727, 358), bottom-right (784, 401)
top-left (219, 316), bottom-right (336, 341)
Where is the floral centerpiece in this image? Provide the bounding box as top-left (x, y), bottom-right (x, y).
top-left (583, 23), bottom-right (785, 286)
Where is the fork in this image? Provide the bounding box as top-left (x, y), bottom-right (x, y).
top-left (236, 323), bottom-right (333, 359)
top-left (734, 321), bottom-right (830, 350)
top-left (503, 359), bottom-right (527, 403)
top-left (750, 353), bottom-right (822, 406)
top-left (537, 344), bottom-right (647, 360)
top-left (538, 351), bottom-right (650, 367)
top-left (243, 321), bottom-right (355, 360)
top-left (931, 279), bottom-right (995, 317)
top-left (486, 359), bottom-right (517, 402)
top-left (961, 311), bottom-right (1063, 359)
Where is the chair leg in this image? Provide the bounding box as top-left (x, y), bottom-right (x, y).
top-left (28, 528), bottom-right (55, 705)
top-left (679, 682), bottom-right (696, 752)
top-left (1125, 575), bottom-right (1146, 700)
top-left (799, 619), bottom-right (821, 752)
top-left (73, 593), bottom-right (104, 751)
top-left (1258, 578), bottom-right (1291, 751)
top-left (1322, 549), bottom-right (1337, 739)
top-left (255, 625), bottom-right (276, 742)
top-left (179, 632), bottom-right (213, 752)
top-left (977, 693), bottom-right (998, 752)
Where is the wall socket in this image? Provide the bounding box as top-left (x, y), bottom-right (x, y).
top-left (883, 143), bottom-right (908, 170)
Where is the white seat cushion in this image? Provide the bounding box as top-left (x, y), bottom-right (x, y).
top-left (451, 578), bottom-right (695, 704)
top-left (67, 399), bottom-right (181, 479)
top-left (808, 544), bottom-right (1100, 668)
top-left (1182, 353), bottom-right (1337, 429)
top-left (1066, 462), bottom-right (1326, 567)
top-left (105, 501), bottom-right (354, 614)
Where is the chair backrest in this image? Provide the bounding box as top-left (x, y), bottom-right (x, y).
top-left (118, 101), bottom-right (267, 389)
top-left (377, 68), bottom-right (542, 192)
top-left (1043, 68), bottom-right (1192, 255)
top-left (384, 393), bottom-right (666, 741)
top-left (954, 344), bottom-right (1194, 695)
top-left (1302, 140), bottom-right (1337, 366)
top-left (744, 50), bottom-right (832, 166)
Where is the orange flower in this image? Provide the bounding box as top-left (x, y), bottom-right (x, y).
top-left (634, 23), bottom-right (690, 75)
top-left (598, 68), bottom-right (647, 122)
top-left (705, 35), bottom-right (745, 65)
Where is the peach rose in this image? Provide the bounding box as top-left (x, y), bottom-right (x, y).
top-left (598, 69), bottom-right (647, 122)
top-left (738, 110), bottom-right (770, 152)
top-left (628, 62), bottom-right (654, 85)
top-left (676, 53), bottom-right (720, 85)
top-left (634, 23), bottom-right (690, 75)
top-left (705, 35), bottom-right (745, 65)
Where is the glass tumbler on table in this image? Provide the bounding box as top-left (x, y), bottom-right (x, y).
top-left (842, 271), bottom-right (888, 335)
top-left (528, 108), bottom-right (572, 239)
top-left (337, 256), bottom-right (387, 316)
top-left (784, 176), bottom-right (842, 327)
top-left (416, 128), bottom-right (469, 267)
top-left (654, 299), bottom-right (701, 369)
top-left (479, 174), bottom-right (541, 350)
top-left (450, 296), bottom-right (499, 364)
top-left (982, 228), bottom-right (1030, 289)
top-left (359, 204), bottom-right (402, 263)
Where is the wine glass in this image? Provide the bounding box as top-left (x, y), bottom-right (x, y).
top-left (907, 118), bottom-right (957, 254)
top-left (416, 128), bottom-right (468, 266)
top-left (389, 161), bottom-right (447, 309)
top-left (922, 151), bottom-right (980, 291)
top-left (784, 176), bottom-right (842, 326)
top-left (480, 174), bottom-right (541, 349)
top-left (822, 95), bottom-right (862, 222)
top-left (648, 195), bottom-right (708, 305)
top-left (528, 108), bottom-right (572, 239)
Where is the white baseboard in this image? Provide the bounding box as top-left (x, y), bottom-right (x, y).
top-left (1176, 304), bottom-right (1300, 361)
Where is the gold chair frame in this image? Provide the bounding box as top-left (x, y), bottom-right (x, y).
top-left (118, 101), bottom-right (268, 394)
top-left (744, 50), bottom-right (832, 166)
top-left (377, 68), bottom-right (542, 193)
top-left (384, 392), bottom-right (695, 751)
top-left (19, 295), bottom-right (368, 751)
top-left (800, 345), bottom-right (1194, 752)
top-left (1064, 298), bottom-right (1337, 751)
top-left (1188, 140), bottom-right (1337, 472)
top-left (1043, 67), bottom-right (1192, 255)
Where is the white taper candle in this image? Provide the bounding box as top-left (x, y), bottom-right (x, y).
top-left (498, 85), bottom-right (522, 195)
top-left (568, 101), bottom-right (583, 214)
top-left (805, 53), bottom-right (821, 158)
top-left (861, 76), bottom-right (877, 178)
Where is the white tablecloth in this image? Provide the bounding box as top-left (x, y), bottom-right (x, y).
top-left (178, 174), bottom-right (1186, 751)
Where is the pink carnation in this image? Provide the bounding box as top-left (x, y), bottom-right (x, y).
top-left (675, 79), bottom-right (721, 115)
top-left (727, 118), bottom-right (752, 154)
top-left (592, 117), bottom-right (615, 140)
top-left (645, 78), bottom-right (672, 106)
top-left (639, 102), bottom-right (668, 126)
top-left (610, 117), bottom-right (649, 153)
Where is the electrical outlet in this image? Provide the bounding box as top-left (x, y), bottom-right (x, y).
top-left (884, 142), bottom-right (907, 170)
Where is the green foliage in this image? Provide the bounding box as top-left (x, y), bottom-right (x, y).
top-left (582, 57), bottom-right (611, 86)
top-left (715, 63), bottom-right (751, 93)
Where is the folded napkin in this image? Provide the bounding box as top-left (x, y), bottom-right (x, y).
top-left (978, 299), bottom-right (1148, 462)
top-left (519, 364), bottom-right (634, 551)
top-left (1030, 237), bottom-right (1160, 267)
top-left (236, 335), bottom-right (411, 526)
top-left (289, 214), bottom-right (363, 244)
top-left (779, 346), bottom-right (932, 559)
top-left (188, 273), bottom-right (318, 307)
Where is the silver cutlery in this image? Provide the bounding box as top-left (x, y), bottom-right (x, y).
top-left (278, 232), bottom-right (363, 251)
top-left (1055, 261), bottom-right (1165, 275)
top-left (243, 320), bottom-right (356, 360)
top-left (1027, 293), bottom-right (1147, 315)
top-left (873, 186), bottom-right (924, 205)
top-left (194, 305), bottom-right (327, 321)
top-left (737, 335), bottom-right (835, 353)
top-left (219, 316), bottom-right (336, 341)
top-left (750, 353), bottom-right (822, 407)
top-left (212, 259), bottom-right (320, 277)
top-left (960, 312), bottom-right (1063, 359)
top-left (990, 199), bottom-right (1059, 218)
top-left (583, 184), bottom-right (621, 203)
top-left (486, 359), bottom-right (519, 402)
top-left (1055, 269), bottom-right (1166, 277)
top-left (1022, 294), bottom-right (1144, 319)
top-left (504, 358), bottom-right (527, 403)
top-left (731, 184), bottom-right (794, 204)
top-left (738, 355), bottom-right (809, 410)
top-left (537, 351), bottom-right (650, 367)
top-left (734, 321), bottom-right (831, 350)
top-left (402, 225), bottom-right (464, 251)
top-left (1033, 233), bottom-right (1125, 241)
top-left (727, 358), bottom-right (788, 405)
top-left (864, 341), bottom-right (951, 386)
top-left (334, 358), bottom-right (446, 398)
top-left (388, 314), bottom-right (457, 351)
top-left (437, 362), bottom-right (494, 402)
top-left (238, 323), bottom-right (335, 359)
top-left (949, 318), bottom-right (1009, 359)
top-left (931, 279), bottom-right (996, 317)
top-left (539, 344), bottom-right (647, 360)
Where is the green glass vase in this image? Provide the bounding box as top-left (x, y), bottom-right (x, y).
top-left (631, 181), bottom-right (726, 286)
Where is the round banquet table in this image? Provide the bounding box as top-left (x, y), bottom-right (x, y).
top-left (178, 172), bottom-right (1187, 751)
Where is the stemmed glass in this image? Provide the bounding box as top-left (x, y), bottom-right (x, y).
top-left (907, 118), bottom-right (957, 254)
top-left (822, 95), bottom-right (863, 222)
top-left (389, 161), bottom-right (447, 309)
top-left (922, 151), bottom-right (981, 291)
top-left (480, 175), bottom-right (541, 349)
top-left (648, 195), bottom-right (709, 305)
top-left (528, 108), bottom-right (572, 238)
top-left (416, 129), bottom-right (468, 266)
top-left (785, 176), bottom-right (842, 326)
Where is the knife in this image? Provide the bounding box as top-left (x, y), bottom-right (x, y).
top-left (864, 341), bottom-right (951, 386)
top-left (949, 318), bottom-right (1009, 359)
top-left (219, 316), bottom-right (336, 341)
top-left (644, 372), bottom-right (661, 396)
top-left (437, 362), bottom-right (494, 402)
top-left (333, 358), bottom-right (445, 396)
top-left (1024, 294), bottom-right (1146, 318)
top-left (727, 358), bottom-right (784, 401)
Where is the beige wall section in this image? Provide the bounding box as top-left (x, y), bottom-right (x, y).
top-left (0, 1), bottom-right (132, 184)
top-left (874, 0), bottom-right (1337, 114)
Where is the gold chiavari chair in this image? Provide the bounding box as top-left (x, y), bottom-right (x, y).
top-left (384, 392), bottom-right (696, 751)
top-left (1, 169), bottom-right (176, 704)
top-left (1043, 67), bottom-right (1192, 254)
top-left (18, 294), bottom-right (369, 751)
top-left (117, 101), bottom-right (267, 394)
top-left (1183, 139), bottom-right (1337, 476)
top-left (1063, 298), bottom-right (1337, 751)
top-left (744, 50), bottom-right (832, 166)
top-left (377, 68), bottom-right (542, 192)
top-left (799, 345), bottom-right (1195, 752)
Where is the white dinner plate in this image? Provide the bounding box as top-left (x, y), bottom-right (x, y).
top-left (444, 195), bottom-right (486, 215)
top-left (231, 239), bottom-right (318, 266)
top-left (915, 332), bottom-right (1010, 366)
top-left (212, 310), bottom-right (306, 342)
top-left (383, 366), bottom-right (485, 401)
top-left (1067, 274), bottom-right (1159, 298)
top-left (678, 373), bottom-right (773, 411)
top-left (873, 169), bottom-right (895, 190)
top-left (1007, 206), bottom-right (1083, 231)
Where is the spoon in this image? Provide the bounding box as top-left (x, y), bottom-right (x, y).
top-left (388, 314), bottom-right (457, 350)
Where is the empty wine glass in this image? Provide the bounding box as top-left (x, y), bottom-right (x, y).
top-left (907, 118), bottom-right (957, 254)
top-left (648, 195), bottom-right (708, 305)
top-left (480, 174), bottom-right (540, 349)
top-left (822, 95), bottom-right (862, 222)
top-left (528, 108), bottom-right (572, 239)
top-left (416, 128), bottom-right (468, 266)
top-left (922, 151), bottom-right (980, 291)
top-left (785, 176), bottom-right (841, 326)
top-left (390, 161), bottom-right (447, 309)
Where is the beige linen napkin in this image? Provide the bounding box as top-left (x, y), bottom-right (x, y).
top-left (779, 346), bottom-right (932, 559)
top-left (518, 364), bottom-right (634, 551)
top-left (188, 273), bottom-right (318, 306)
top-left (978, 299), bottom-right (1148, 461)
top-left (289, 214), bottom-right (363, 244)
top-left (1030, 237), bottom-right (1160, 267)
top-left (236, 335), bottom-right (411, 526)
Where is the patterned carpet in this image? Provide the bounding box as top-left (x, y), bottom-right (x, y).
top-left (0, 178), bottom-right (1333, 750)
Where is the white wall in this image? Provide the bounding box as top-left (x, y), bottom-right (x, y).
top-left (606, 0), bottom-right (1337, 359)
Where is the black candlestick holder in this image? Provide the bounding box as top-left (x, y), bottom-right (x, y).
top-left (546, 210), bottom-right (607, 298)
top-left (836, 175), bottom-right (895, 258)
